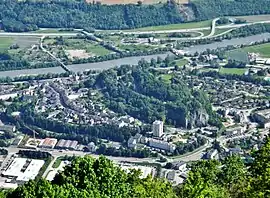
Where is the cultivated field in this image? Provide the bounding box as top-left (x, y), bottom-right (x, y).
top-left (124, 20), bottom-right (211, 31)
top-left (227, 43), bottom-right (270, 59)
top-left (0, 37), bottom-right (14, 52)
top-left (239, 43), bottom-right (270, 58)
top-left (86, 0), bottom-right (189, 4)
top-left (219, 67), bottom-right (247, 75)
top-left (235, 14), bottom-right (270, 23)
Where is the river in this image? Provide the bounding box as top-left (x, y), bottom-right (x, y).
top-left (0, 53), bottom-right (171, 78)
top-left (0, 33), bottom-right (270, 78)
top-left (184, 33), bottom-right (270, 54)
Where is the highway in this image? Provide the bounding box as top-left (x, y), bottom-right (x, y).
top-left (203, 18), bottom-right (220, 38)
top-left (0, 18), bottom-right (268, 42)
top-left (0, 32), bottom-right (78, 37)
top-left (114, 19), bottom-right (270, 36)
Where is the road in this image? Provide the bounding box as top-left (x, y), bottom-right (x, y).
top-left (0, 18), bottom-right (268, 41)
top-left (114, 19), bottom-right (270, 36)
top-left (203, 18), bottom-right (220, 38)
top-left (6, 147), bottom-right (156, 164)
top-left (0, 32), bottom-right (78, 37)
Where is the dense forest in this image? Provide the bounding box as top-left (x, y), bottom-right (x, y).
top-left (1, 0), bottom-right (270, 32)
top-left (0, 0), bottom-right (184, 32)
top-left (1, 136), bottom-right (270, 197)
top-left (92, 61), bottom-right (221, 128)
top-left (192, 0), bottom-right (270, 20)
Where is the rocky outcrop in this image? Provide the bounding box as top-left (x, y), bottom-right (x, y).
top-left (186, 108), bottom-right (209, 129)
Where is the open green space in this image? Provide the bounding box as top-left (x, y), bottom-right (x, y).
top-left (85, 44), bottom-right (112, 56)
top-left (226, 50), bottom-right (249, 63)
top-left (175, 59), bottom-right (188, 66)
top-left (219, 67), bottom-right (246, 75)
top-left (124, 20), bottom-right (212, 32)
top-left (160, 74), bottom-right (172, 83)
top-left (235, 43), bottom-right (270, 58)
top-left (199, 67), bottom-right (218, 73)
top-left (64, 38), bottom-right (113, 56)
top-left (0, 37), bottom-right (14, 52)
top-left (200, 29), bottom-right (211, 36)
top-left (118, 44), bottom-right (157, 52)
top-left (33, 29), bottom-right (78, 34)
top-left (213, 28), bottom-right (233, 36)
top-left (234, 14), bottom-right (270, 23)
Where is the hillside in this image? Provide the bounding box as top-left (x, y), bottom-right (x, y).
top-left (1, 0), bottom-right (270, 32)
top-left (191, 0), bottom-right (270, 20)
top-left (91, 62), bottom-right (220, 128)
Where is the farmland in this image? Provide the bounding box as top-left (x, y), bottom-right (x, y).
top-left (124, 20), bottom-right (211, 31)
top-left (0, 37), bottom-right (14, 52)
top-left (219, 67), bottom-right (247, 75)
top-left (235, 14), bottom-right (270, 23)
top-left (236, 43), bottom-right (270, 58)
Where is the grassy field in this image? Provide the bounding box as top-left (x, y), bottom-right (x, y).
top-left (14, 36), bottom-right (39, 48)
top-left (219, 67), bottom-right (246, 75)
top-left (236, 43), bottom-right (270, 58)
top-left (64, 39), bottom-right (112, 56)
top-left (160, 74), bottom-right (172, 83)
top-left (34, 29), bottom-right (78, 33)
top-left (118, 44), bottom-right (157, 51)
top-left (0, 37), bottom-right (14, 52)
top-left (214, 28), bottom-right (233, 36)
top-left (226, 50), bottom-right (249, 63)
top-left (125, 20), bottom-right (211, 32)
top-left (200, 29), bottom-right (211, 36)
top-left (235, 14), bottom-right (270, 23)
top-left (85, 44), bottom-right (112, 56)
top-left (175, 59), bottom-right (188, 66)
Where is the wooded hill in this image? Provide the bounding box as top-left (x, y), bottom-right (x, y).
top-left (1, 0), bottom-right (270, 32)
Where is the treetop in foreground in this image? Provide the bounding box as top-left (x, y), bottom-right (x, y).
top-left (8, 156), bottom-right (175, 198)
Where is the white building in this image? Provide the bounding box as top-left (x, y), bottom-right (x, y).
top-left (153, 120), bottom-right (163, 137)
top-left (88, 142), bottom-right (96, 152)
top-left (225, 126), bottom-right (244, 136)
top-left (149, 138), bottom-right (175, 153)
top-left (2, 158), bottom-right (44, 182)
top-left (127, 137), bottom-right (137, 149)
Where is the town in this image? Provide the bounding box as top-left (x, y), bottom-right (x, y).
top-left (0, 0), bottom-right (270, 196)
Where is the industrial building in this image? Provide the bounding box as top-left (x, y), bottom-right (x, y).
top-left (55, 139), bottom-right (78, 150)
top-left (39, 138), bottom-right (58, 149)
top-left (152, 120), bottom-right (163, 137)
top-left (0, 125), bottom-right (16, 133)
top-left (1, 158), bottom-right (44, 182)
top-left (149, 138), bottom-right (176, 153)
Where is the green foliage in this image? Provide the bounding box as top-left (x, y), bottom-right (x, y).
top-left (8, 156), bottom-right (175, 198)
top-left (178, 160), bottom-right (229, 198)
top-left (192, 0), bottom-right (270, 20)
top-left (248, 137), bottom-right (270, 197)
top-left (0, 1), bottom-right (184, 31)
top-left (94, 61), bottom-right (219, 128)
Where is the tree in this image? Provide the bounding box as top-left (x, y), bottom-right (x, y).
top-left (178, 160), bottom-right (229, 198)
top-left (8, 156), bottom-right (176, 198)
top-left (248, 136), bottom-right (270, 197)
top-left (219, 155), bottom-right (248, 198)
